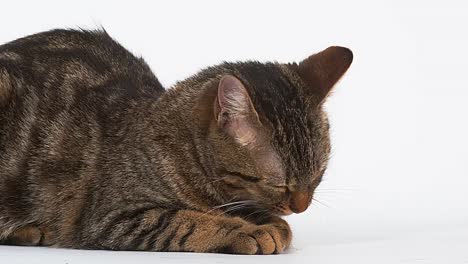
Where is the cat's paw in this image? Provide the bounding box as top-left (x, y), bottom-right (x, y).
top-left (221, 223), bottom-right (291, 255)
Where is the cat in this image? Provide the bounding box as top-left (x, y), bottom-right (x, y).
top-left (0, 29), bottom-right (352, 254)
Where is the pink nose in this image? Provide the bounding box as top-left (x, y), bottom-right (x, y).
top-left (289, 191), bottom-right (312, 214)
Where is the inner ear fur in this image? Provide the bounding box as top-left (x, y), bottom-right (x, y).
top-left (214, 75), bottom-right (261, 147)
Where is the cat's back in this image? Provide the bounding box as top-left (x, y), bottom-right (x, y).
top-left (0, 29), bottom-right (165, 200)
top-left (0, 29), bottom-right (164, 102)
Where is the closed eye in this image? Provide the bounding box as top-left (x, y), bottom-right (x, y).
top-left (271, 185), bottom-right (288, 192)
top-left (219, 169), bottom-right (261, 183)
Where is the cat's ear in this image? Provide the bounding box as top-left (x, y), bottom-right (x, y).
top-left (297, 46), bottom-right (353, 103)
top-left (214, 75), bottom-right (260, 147)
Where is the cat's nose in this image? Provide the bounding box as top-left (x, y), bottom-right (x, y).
top-left (289, 191), bottom-right (312, 214)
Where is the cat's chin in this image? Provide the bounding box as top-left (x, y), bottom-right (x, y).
top-left (272, 206), bottom-right (293, 216)
top-left (275, 211), bottom-right (293, 216)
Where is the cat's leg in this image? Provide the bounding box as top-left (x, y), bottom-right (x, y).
top-left (2, 225), bottom-right (42, 246)
top-left (88, 209), bottom-right (291, 254)
top-left (1, 224), bottom-right (55, 246)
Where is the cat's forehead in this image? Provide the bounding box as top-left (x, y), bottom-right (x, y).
top-left (234, 63), bottom-right (323, 180)
top-left (235, 62), bottom-right (310, 116)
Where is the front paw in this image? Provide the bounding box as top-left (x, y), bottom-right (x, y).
top-left (220, 222), bottom-right (291, 255)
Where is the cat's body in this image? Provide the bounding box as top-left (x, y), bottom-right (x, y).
top-left (0, 29), bottom-right (352, 254)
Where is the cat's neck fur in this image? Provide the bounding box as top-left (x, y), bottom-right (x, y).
top-left (131, 77), bottom-right (223, 210)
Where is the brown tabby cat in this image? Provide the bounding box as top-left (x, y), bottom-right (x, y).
top-left (0, 29), bottom-right (352, 254)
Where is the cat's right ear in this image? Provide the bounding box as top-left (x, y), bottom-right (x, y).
top-left (296, 46), bottom-right (353, 104)
top-left (214, 75), bottom-right (260, 147)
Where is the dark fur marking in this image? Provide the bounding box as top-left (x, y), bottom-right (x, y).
top-left (144, 210), bottom-right (177, 250)
top-left (158, 228), bottom-right (178, 251)
top-left (95, 205), bottom-right (158, 244)
top-left (178, 223), bottom-right (196, 249)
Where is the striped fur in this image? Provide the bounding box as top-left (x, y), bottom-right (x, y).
top-left (0, 29), bottom-right (351, 254)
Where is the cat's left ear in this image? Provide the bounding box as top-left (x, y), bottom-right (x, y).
top-left (214, 75), bottom-right (260, 147)
top-left (296, 46), bottom-right (353, 104)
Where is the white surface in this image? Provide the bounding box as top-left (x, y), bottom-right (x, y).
top-left (1, 225), bottom-right (468, 264)
top-left (1, 0), bottom-right (468, 263)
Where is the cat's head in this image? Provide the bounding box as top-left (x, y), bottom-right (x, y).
top-left (197, 47), bottom-right (352, 215)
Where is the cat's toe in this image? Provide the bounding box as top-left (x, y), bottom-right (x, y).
top-left (250, 228), bottom-right (276, 254)
top-left (218, 232), bottom-right (259, 254)
top-left (219, 226), bottom-right (278, 255)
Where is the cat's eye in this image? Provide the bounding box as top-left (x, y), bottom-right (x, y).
top-left (271, 185), bottom-right (288, 192)
top-left (219, 169), bottom-right (261, 183)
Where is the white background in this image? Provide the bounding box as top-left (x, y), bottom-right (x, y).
top-left (1, 0), bottom-right (467, 263)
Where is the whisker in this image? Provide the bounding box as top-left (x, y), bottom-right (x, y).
top-left (197, 199), bottom-right (250, 219)
top-left (212, 200), bottom-right (252, 210)
top-left (219, 203), bottom-right (253, 215)
top-left (243, 207), bottom-right (269, 221)
top-left (312, 197), bottom-right (330, 208)
top-left (314, 192), bottom-right (352, 198)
